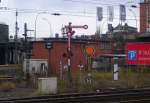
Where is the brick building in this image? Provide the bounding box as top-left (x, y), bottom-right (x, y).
top-left (140, 0), bottom-right (150, 32)
top-left (31, 37), bottom-right (113, 75)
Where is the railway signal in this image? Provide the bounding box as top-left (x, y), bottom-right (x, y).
top-left (63, 22), bottom-right (88, 87)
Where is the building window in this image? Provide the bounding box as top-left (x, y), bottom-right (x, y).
top-left (101, 42), bottom-right (112, 50)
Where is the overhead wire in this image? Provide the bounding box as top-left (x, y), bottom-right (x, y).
top-left (63, 0), bottom-right (140, 7)
top-left (0, 0), bottom-right (140, 16)
top-left (0, 7), bottom-right (140, 20)
top-left (0, 0), bottom-right (140, 23)
top-left (0, 0), bottom-right (141, 35)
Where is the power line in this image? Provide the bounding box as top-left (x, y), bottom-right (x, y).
top-left (63, 0), bottom-right (140, 7)
top-left (0, 7), bottom-right (94, 15)
top-left (0, 7), bottom-right (138, 16)
top-left (0, 6), bottom-right (141, 22)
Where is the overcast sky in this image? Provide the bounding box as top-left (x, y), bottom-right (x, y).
top-left (0, 0), bottom-right (140, 38)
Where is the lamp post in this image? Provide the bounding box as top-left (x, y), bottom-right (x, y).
top-left (34, 12), bottom-right (47, 40)
top-left (42, 18), bottom-right (53, 37)
top-left (35, 12), bottom-right (61, 40)
top-left (124, 2), bottom-right (138, 29)
top-left (129, 8), bottom-right (137, 29)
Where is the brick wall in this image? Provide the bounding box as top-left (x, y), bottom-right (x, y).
top-left (31, 40), bottom-right (113, 75)
top-left (140, 3), bottom-right (148, 32)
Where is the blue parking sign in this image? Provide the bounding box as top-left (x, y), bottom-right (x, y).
top-left (128, 50), bottom-right (137, 60)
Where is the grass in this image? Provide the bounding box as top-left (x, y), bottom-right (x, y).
top-left (1, 66), bottom-right (150, 98)
top-left (0, 87), bottom-right (35, 99)
top-left (31, 90), bottom-right (49, 96)
top-left (0, 82), bottom-right (16, 92)
top-left (57, 68), bottom-right (150, 93)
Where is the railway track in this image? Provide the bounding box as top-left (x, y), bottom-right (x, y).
top-left (1, 88), bottom-right (150, 103)
top-left (120, 99), bottom-right (150, 103)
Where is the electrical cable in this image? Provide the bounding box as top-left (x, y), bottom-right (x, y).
top-left (0, 7), bottom-right (140, 20)
top-left (63, 0), bottom-right (140, 7)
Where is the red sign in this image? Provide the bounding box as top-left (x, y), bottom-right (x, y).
top-left (85, 47), bottom-right (94, 57)
top-left (126, 43), bottom-right (150, 65)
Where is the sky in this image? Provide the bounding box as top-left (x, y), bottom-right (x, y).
top-left (0, 0), bottom-right (140, 38)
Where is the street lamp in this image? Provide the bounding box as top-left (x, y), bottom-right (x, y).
top-left (34, 12), bottom-right (48, 40)
top-left (42, 18), bottom-right (53, 37)
top-left (129, 8), bottom-right (137, 29)
top-left (124, 2), bottom-right (138, 29)
top-left (35, 12), bottom-right (61, 40)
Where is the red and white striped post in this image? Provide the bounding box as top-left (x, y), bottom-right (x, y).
top-left (64, 22), bottom-right (88, 86)
top-left (65, 22), bottom-right (75, 86)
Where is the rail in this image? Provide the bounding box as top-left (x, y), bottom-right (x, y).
top-left (0, 88), bottom-right (150, 103)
